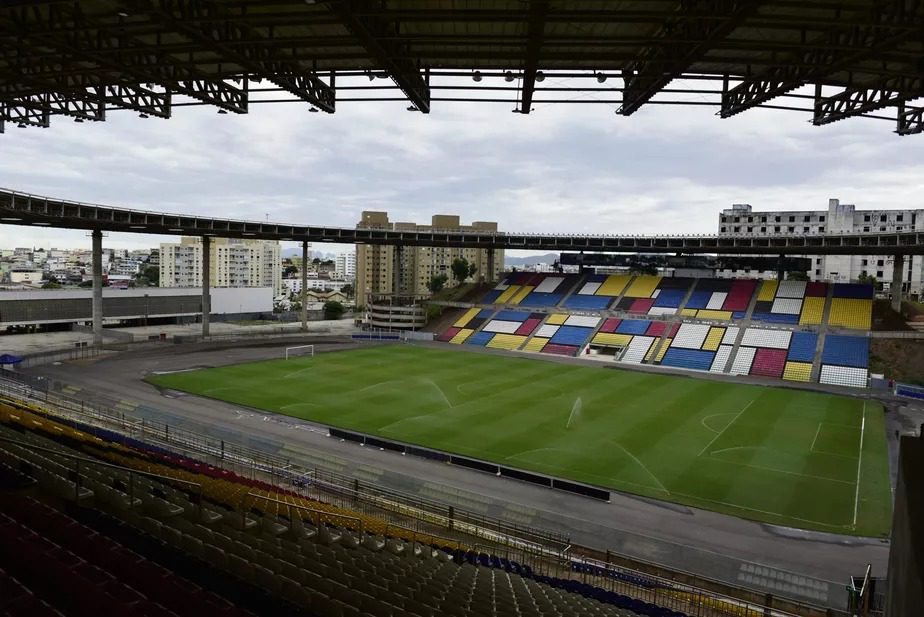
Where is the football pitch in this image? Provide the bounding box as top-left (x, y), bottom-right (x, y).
top-left (147, 345), bottom-right (892, 536)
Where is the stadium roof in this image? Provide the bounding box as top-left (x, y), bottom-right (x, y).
top-left (1, 1), bottom-right (922, 135)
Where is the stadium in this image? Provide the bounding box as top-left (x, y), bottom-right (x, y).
top-left (1, 3), bottom-right (923, 617)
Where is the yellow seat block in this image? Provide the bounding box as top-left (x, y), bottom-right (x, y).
top-left (757, 280), bottom-right (778, 302)
top-left (523, 337), bottom-right (548, 352)
top-left (596, 274), bottom-right (631, 297)
top-left (701, 327), bottom-right (725, 351)
top-left (696, 310), bottom-right (733, 321)
top-left (828, 298), bottom-right (872, 330)
top-left (624, 275), bottom-right (662, 298)
top-left (653, 338), bottom-right (672, 362)
top-left (799, 296), bottom-right (825, 325)
top-left (453, 307), bottom-right (480, 328)
top-left (592, 333), bottom-right (633, 347)
top-left (644, 340), bottom-right (661, 362)
top-left (783, 361), bottom-right (813, 382)
top-left (450, 328), bottom-right (474, 344)
top-left (680, 309), bottom-right (698, 317)
top-left (509, 286), bottom-right (534, 305)
top-left (545, 313), bottom-right (568, 325)
top-left (496, 285), bottom-right (520, 304)
top-left (487, 334), bottom-right (526, 350)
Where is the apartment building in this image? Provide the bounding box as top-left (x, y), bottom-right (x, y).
top-left (160, 237), bottom-right (282, 295)
top-left (717, 198), bottom-right (924, 297)
top-left (355, 211), bottom-right (503, 306)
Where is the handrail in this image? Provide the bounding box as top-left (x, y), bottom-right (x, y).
top-left (244, 491), bottom-right (364, 535)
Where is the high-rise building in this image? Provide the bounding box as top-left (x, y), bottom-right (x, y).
top-left (717, 199), bottom-right (924, 297)
top-left (160, 237), bottom-right (282, 295)
top-left (335, 251), bottom-right (356, 280)
top-left (355, 211), bottom-right (503, 306)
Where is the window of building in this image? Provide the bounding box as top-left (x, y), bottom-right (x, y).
top-left (880, 214), bottom-right (887, 222)
top-left (787, 226), bottom-right (795, 232)
top-left (897, 214), bottom-right (904, 222)
top-left (819, 226), bottom-right (825, 232)
top-left (880, 226), bottom-right (886, 232)
top-left (803, 227), bottom-right (810, 232)
top-left (819, 215), bottom-right (825, 222)
top-left (815, 269), bottom-right (821, 275)
top-left (760, 226), bottom-right (766, 233)
top-left (863, 226), bottom-right (869, 232)
top-left (761, 216), bottom-right (767, 223)
top-left (877, 259), bottom-right (884, 266)
top-left (816, 258), bottom-right (822, 265)
top-left (720, 227), bottom-right (726, 233)
top-left (733, 226), bottom-right (740, 232)
top-left (747, 227), bottom-right (753, 233)
top-left (803, 215), bottom-right (810, 222)
top-left (862, 259), bottom-right (868, 266)
top-left (864, 215), bottom-right (871, 222)
top-left (774, 216), bottom-right (781, 222)
top-left (747, 216), bottom-right (753, 223)
top-left (788, 216), bottom-right (795, 222)
top-left (733, 216), bottom-right (740, 223)
top-left (774, 226), bottom-right (780, 232)
top-left (877, 271), bottom-right (884, 278)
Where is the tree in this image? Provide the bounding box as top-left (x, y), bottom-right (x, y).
top-left (427, 274), bottom-right (448, 293)
top-left (787, 271), bottom-right (809, 281)
top-left (468, 262), bottom-right (477, 280)
top-left (323, 300), bottom-right (345, 320)
top-left (41, 279), bottom-right (61, 289)
top-left (341, 283), bottom-right (354, 298)
top-left (451, 258), bottom-right (473, 285)
top-left (857, 273), bottom-right (879, 289)
top-left (133, 265), bottom-right (160, 287)
top-left (283, 265), bottom-right (299, 277)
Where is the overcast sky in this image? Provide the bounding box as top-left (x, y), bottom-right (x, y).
top-left (2, 83), bottom-right (924, 256)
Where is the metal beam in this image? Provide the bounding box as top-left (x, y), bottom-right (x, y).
top-left (0, 102), bottom-right (49, 127)
top-left (897, 102), bottom-right (924, 135)
top-left (0, 3), bottom-right (248, 114)
top-left (813, 74), bottom-right (924, 125)
top-left (149, 0), bottom-right (335, 113)
top-left (720, 0), bottom-right (921, 118)
top-left (327, 0), bottom-right (430, 113)
top-left (619, 0), bottom-right (756, 116)
top-left (518, 0), bottom-right (549, 114)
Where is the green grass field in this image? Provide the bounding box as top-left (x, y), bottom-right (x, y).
top-left (147, 345), bottom-right (892, 536)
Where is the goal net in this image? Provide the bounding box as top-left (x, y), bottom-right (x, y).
top-left (285, 344), bottom-right (314, 360)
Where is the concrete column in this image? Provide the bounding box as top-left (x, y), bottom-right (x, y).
top-left (300, 241), bottom-right (308, 331)
top-left (892, 254), bottom-right (905, 312)
top-left (91, 229), bottom-right (103, 346)
top-left (776, 253), bottom-right (785, 281)
top-left (201, 235), bottom-right (211, 337)
top-left (487, 248), bottom-right (495, 283)
top-left (392, 245), bottom-right (403, 296)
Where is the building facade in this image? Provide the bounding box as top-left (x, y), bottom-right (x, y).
top-left (160, 237), bottom-right (282, 295)
top-left (355, 211), bottom-right (503, 306)
top-left (717, 199), bottom-right (924, 297)
top-left (335, 251), bottom-right (356, 280)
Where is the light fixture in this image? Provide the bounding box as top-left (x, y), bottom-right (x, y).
top-left (168, 228), bottom-right (183, 232)
top-left (472, 71), bottom-right (482, 82)
top-left (309, 107), bottom-right (319, 113)
top-left (74, 117), bottom-right (84, 123)
top-left (367, 71), bottom-right (375, 81)
top-left (535, 71), bottom-right (545, 82)
top-left (596, 72), bottom-right (607, 83)
top-left (407, 105), bottom-right (418, 112)
top-left (1, 217), bottom-right (22, 222)
top-left (504, 71), bottom-right (515, 82)
top-left (129, 225), bottom-right (146, 230)
top-left (33, 222), bottom-right (50, 226)
top-left (117, 11), bottom-right (129, 17)
top-left (16, 123), bottom-right (26, 128)
top-left (217, 109), bottom-right (228, 115)
top-left (139, 113), bottom-right (149, 119)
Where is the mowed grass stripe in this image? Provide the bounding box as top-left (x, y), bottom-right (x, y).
top-left (147, 345), bottom-right (891, 536)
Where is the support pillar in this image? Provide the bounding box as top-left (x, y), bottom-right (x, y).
top-left (892, 254), bottom-right (905, 312)
top-left (486, 248), bottom-right (495, 283)
top-left (776, 253), bottom-right (785, 282)
top-left (91, 230), bottom-right (103, 347)
top-left (300, 241), bottom-right (308, 331)
top-left (392, 245), bottom-right (403, 297)
top-left (201, 235), bottom-right (211, 337)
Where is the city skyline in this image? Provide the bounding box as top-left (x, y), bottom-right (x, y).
top-left (3, 84), bottom-right (924, 253)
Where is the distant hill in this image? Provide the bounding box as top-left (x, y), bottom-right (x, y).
top-left (504, 253), bottom-right (559, 267)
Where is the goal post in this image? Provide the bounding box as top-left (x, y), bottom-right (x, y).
top-left (285, 344), bottom-right (314, 360)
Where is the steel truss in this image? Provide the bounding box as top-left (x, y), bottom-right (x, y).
top-left (720, 0), bottom-right (921, 118)
top-left (897, 102), bottom-right (924, 135)
top-left (813, 74), bottom-right (924, 125)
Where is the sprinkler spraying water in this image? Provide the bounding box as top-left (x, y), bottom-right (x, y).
top-left (566, 397), bottom-right (583, 429)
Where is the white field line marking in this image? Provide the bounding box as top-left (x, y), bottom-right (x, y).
top-left (668, 490), bottom-right (851, 531)
top-left (701, 413), bottom-right (736, 434)
top-left (810, 423), bottom-right (823, 453)
top-left (698, 399), bottom-right (755, 457)
top-left (707, 455), bottom-right (855, 485)
top-left (283, 366), bottom-right (314, 379)
top-left (853, 400), bottom-right (867, 527)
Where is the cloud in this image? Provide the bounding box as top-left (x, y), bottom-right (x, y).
top-left (1, 82), bottom-right (922, 253)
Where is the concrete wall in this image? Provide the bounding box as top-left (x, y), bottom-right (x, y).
top-left (886, 432), bottom-right (924, 616)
